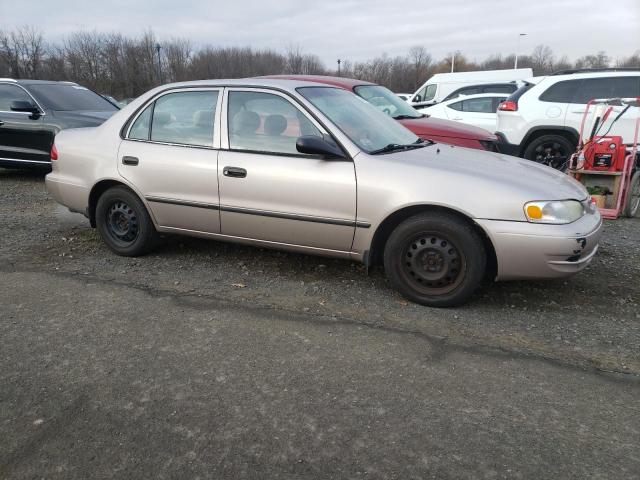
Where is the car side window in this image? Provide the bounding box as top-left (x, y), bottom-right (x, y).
top-left (539, 79), bottom-right (582, 103)
top-left (448, 101), bottom-right (463, 111)
top-left (150, 90), bottom-right (218, 147)
top-left (611, 76), bottom-right (640, 98)
top-left (483, 84), bottom-right (516, 94)
top-left (460, 97), bottom-right (494, 113)
top-left (0, 84), bottom-right (34, 111)
top-left (227, 91), bottom-right (323, 155)
top-left (129, 104), bottom-right (152, 140)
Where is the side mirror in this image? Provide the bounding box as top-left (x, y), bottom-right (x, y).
top-left (296, 135), bottom-right (346, 159)
top-left (10, 100), bottom-right (41, 118)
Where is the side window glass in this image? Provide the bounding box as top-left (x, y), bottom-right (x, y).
top-left (413, 86), bottom-right (426, 102)
top-left (129, 105), bottom-right (152, 140)
top-left (611, 77), bottom-right (640, 98)
top-left (539, 80), bottom-right (582, 103)
top-left (0, 84), bottom-right (33, 111)
top-left (573, 78), bottom-right (616, 104)
top-left (484, 84), bottom-right (516, 94)
top-left (462, 98), bottom-right (494, 113)
top-left (228, 91), bottom-right (323, 155)
top-left (448, 101), bottom-right (463, 111)
top-left (150, 90), bottom-right (218, 147)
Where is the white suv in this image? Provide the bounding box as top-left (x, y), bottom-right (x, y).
top-left (496, 69), bottom-right (640, 169)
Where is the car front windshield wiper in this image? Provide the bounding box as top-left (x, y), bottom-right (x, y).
top-left (392, 114), bottom-right (425, 120)
top-left (369, 138), bottom-right (433, 155)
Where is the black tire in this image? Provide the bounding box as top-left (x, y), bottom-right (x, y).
top-left (624, 171), bottom-right (640, 218)
top-left (523, 134), bottom-right (575, 171)
top-left (95, 186), bottom-right (157, 256)
top-left (383, 212), bottom-right (486, 308)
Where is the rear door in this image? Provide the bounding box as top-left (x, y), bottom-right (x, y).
top-left (0, 83), bottom-right (49, 167)
top-left (118, 88), bottom-right (223, 233)
top-left (217, 88), bottom-right (357, 252)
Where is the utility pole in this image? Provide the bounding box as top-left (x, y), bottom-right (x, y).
top-left (514, 33), bottom-right (526, 69)
top-left (155, 43), bottom-right (162, 83)
top-left (337, 59), bottom-right (341, 77)
top-left (450, 53), bottom-right (455, 73)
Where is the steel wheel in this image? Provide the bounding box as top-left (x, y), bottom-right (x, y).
top-left (400, 233), bottom-right (467, 296)
top-left (106, 200), bottom-right (140, 245)
top-left (95, 186), bottom-right (157, 256)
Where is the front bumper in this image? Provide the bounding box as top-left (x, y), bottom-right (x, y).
top-left (476, 212), bottom-right (603, 281)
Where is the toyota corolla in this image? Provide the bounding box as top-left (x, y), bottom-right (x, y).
top-left (46, 79), bottom-right (602, 307)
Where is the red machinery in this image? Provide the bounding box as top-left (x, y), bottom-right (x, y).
top-left (568, 97), bottom-right (640, 219)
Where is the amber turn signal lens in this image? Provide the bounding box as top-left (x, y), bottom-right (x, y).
top-left (526, 205), bottom-right (543, 220)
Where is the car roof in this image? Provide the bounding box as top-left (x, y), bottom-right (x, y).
top-left (5, 79), bottom-right (81, 86)
top-left (258, 75), bottom-right (376, 90)
top-left (142, 77), bottom-right (346, 95)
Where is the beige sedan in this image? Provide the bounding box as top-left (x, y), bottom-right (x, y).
top-left (46, 79), bottom-right (602, 307)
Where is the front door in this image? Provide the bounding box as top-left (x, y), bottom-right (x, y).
top-left (0, 83), bottom-right (49, 167)
top-left (218, 88), bottom-right (357, 252)
top-left (117, 88), bottom-right (222, 233)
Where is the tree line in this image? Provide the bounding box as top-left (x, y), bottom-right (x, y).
top-left (1, 26), bottom-right (638, 99)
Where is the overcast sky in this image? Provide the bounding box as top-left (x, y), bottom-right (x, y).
top-left (1, 0), bottom-right (638, 65)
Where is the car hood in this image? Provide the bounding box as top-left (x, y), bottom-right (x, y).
top-left (52, 110), bottom-right (116, 127)
top-left (375, 145), bottom-right (588, 221)
top-left (398, 116), bottom-right (497, 141)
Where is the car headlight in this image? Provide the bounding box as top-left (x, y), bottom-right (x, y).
top-left (524, 200), bottom-right (585, 224)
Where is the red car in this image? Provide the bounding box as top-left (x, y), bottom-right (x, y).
top-left (262, 75), bottom-right (502, 152)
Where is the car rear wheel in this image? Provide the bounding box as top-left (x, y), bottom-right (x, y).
top-left (523, 134), bottom-right (575, 171)
top-left (624, 171), bottom-right (640, 218)
top-left (383, 212), bottom-right (486, 307)
top-left (96, 186), bottom-right (157, 256)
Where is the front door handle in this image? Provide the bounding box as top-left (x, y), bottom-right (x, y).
top-left (0, 120), bottom-right (4, 126)
top-left (223, 166), bottom-right (247, 178)
top-left (122, 156), bottom-right (139, 166)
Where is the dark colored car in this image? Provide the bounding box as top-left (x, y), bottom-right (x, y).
top-left (0, 79), bottom-right (118, 170)
top-left (262, 75), bottom-right (502, 151)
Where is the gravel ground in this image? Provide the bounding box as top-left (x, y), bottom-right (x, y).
top-left (1, 169), bottom-right (638, 376)
top-left (1, 168), bottom-right (640, 479)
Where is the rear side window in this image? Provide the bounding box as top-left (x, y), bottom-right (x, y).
top-left (539, 79), bottom-right (582, 103)
top-left (506, 82), bottom-right (534, 103)
top-left (572, 76), bottom-right (640, 103)
top-left (450, 97), bottom-right (495, 113)
top-left (0, 84), bottom-right (33, 110)
top-left (150, 91), bottom-right (219, 147)
top-left (129, 105), bottom-right (152, 140)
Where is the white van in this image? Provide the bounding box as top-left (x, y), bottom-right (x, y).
top-left (410, 69), bottom-right (534, 108)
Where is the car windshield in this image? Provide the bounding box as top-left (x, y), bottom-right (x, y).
top-left (28, 84), bottom-right (118, 111)
top-left (354, 85), bottom-right (423, 120)
top-left (298, 87), bottom-right (419, 153)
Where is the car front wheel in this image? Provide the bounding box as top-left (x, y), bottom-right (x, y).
top-left (95, 186), bottom-right (157, 256)
top-left (383, 212), bottom-right (486, 307)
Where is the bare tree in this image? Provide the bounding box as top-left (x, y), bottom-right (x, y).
top-left (408, 46), bottom-right (432, 90)
top-left (530, 44), bottom-right (555, 74)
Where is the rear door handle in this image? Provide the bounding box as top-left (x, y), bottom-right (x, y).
top-left (122, 156), bottom-right (139, 166)
top-left (0, 120), bottom-right (4, 126)
top-left (223, 166), bottom-right (247, 178)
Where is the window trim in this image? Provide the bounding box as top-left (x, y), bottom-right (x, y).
top-left (0, 82), bottom-right (46, 116)
top-left (120, 84), bottom-right (353, 161)
top-left (124, 87), bottom-right (223, 150)
top-left (222, 87), bottom-right (331, 158)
